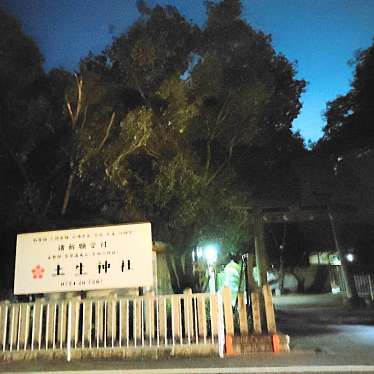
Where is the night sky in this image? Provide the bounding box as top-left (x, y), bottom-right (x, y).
top-left (2, 0), bottom-right (374, 143)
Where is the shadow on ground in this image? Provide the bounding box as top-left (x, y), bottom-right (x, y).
top-left (274, 294), bottom-right (374, 328)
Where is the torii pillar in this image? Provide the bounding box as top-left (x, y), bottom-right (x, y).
top-left (254, 211), bottom-right (268, 287)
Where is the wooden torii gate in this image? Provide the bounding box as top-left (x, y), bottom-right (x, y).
top-left (251, 204), bottom-right (357, 300)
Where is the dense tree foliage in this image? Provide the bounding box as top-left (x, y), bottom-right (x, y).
top-left (317, 40), bottom-right (374, 154)
top-left (0, 1), bottom-right (309, 295)
top-left (314, 40), bottom-right (374, 218)
top-left (311, 40), bottom-right (374, 278)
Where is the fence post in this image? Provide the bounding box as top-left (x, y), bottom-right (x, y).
top-left (222, 287), bottom-right (234, 355)
top-left (197, 295), bottom-right (207, 341)
top-left (67, 301), bottom-right (72, 362)
top-left (368, 275), bottom-right (374, 301)
top-left (172, 295), bottom-right (181, 343)
top-left (1, 303), bottom-right (9, 352)
top-left (158, 297), bottom-right (167, 345)
top-left (82, 301), bottom-right (91, 348)
top-left (209, 294), bottom-right (219, 339)
top-left (32, 300), bottom-right (44, 350)
top-left (183, 288), bottom-right (193, 344)
top-left (145, 292), bottom-right (154, 344)
top-left (119, 299), bottom-right (128, 347)
top-left (46, 303), bottom-right (56, 349)
top-left (95, 300), bottom-right (103, 346)
top-left (106, 298), bottom-right (117, 347)
top-left (251, 292), bottom-right (262, 334)
top-left (222, 287), bottom-right (234, 336)
top-left (217, 293), bottom-right (225, 358)
top-left (9, 304), bottom-right (19, 351)
top-left (57, 302), bottom-right (67, 348)
top-left (237, 293), bottom-right (248, 335)
top-left (135, 298), bottom-right (142, 344)
top-left (262, 285), bottom-right (276, 334)
top-left (0, 303), bottom-right (3, 351)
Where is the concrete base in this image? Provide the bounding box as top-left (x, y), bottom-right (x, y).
top-left (231, 334), bottom-right (290, 354)
top-left (273, 334), bottom-right (290, 353)
top-left (232, 335), bottom-right (272, 354)
top-left (0, 344), bottom-right (219, 362)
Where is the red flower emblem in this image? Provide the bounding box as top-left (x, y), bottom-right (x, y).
top-left (31, 265), bottom-right (45, 279)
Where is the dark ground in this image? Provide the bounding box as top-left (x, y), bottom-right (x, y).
top-left (274, 293), bottom-right (374, 355)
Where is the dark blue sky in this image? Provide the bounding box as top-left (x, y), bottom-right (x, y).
top-left (2, 0), bottom-right (374, 143)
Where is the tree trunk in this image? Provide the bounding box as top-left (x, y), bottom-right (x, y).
top-left (245, 253), bottom-right (256, 292)
top-left (308, 266), bottom-right (328, 293)
top-left (165, 253), bottom-right (194, 294)
top-left (61, 170), bottom-right (75, 216)
top-left (166, 253), bottom-right (180, 293)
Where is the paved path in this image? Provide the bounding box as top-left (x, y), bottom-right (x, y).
top-left (274, 293), bottom-right (374, 356)
top-left (5, 366), bottom-right (374, 374)
top-left (2, 353), bottom-right (374, 373)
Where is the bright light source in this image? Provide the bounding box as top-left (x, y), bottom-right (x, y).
top-left (204, 244), bottom-right (218, 265)
top-left (346, 253), bottom-right (355, 262)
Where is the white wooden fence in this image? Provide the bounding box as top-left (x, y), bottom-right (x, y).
top-left (0, 286), bottom-right (278, 360)
top-left (354, 274), bottom-right (374, 301)
top-left (0, 291), bottom-right (225, 360)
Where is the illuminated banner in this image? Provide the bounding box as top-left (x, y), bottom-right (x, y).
top-left (14, 222), bottom-right (153, 295)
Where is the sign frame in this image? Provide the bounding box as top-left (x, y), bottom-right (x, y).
top-left (14, 222), bottom-right (153, 295)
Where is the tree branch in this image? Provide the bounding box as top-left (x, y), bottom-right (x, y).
top-left (98, 112), bottom-right (115, 150)
top-left (65, 74), bottom-right (85, 129)
top-left (206, 135), bottom-right (237, 186)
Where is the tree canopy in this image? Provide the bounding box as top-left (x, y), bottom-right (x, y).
top-left (311, 40), bottom-right (374, 275)
top-left (317, 39), bottom-right (374, 155)
top-left (0, 1), bottom-right (309, 294)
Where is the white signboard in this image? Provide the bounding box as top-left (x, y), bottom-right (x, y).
top-left (14, 222), bottom-right (153, 295)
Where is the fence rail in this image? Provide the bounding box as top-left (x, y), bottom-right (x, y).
top-left (0, 286), bottom-right (278, 360)
top-left (0, 291), bottom-right (225, 358)
top-left (354, 274), bottom-right (374, 301)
